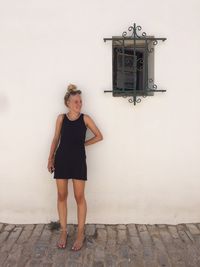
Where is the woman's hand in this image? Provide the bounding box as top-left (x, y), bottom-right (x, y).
top-left (47, 158), bottom-right (55, 173)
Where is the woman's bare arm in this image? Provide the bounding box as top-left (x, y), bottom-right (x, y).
top-left (84, 114), bottom-right (103, 146)
top-left (48, 114), bottom-right (64, 160)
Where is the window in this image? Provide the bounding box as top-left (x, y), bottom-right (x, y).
top-left (103, 23), bottom-right (167, 105)
top-left (112, 37), bottom-right (155, 97)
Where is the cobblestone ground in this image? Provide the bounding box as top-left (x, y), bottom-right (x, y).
top-left (1, 222), bottom-right (200, 266)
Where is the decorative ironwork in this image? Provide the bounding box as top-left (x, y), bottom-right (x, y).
top-left (103, 22), bottom-right (167, 106)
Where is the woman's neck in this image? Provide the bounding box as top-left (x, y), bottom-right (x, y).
top-left (67, 111), bottom-right (81, 119)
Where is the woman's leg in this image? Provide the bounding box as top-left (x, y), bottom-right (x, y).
top-left (72, 179), bottom-right (87, 250)
top-left (56, 179), bottom-right (68, 247)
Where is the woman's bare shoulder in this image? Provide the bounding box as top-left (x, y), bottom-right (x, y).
top-left (56, 113), bottom-right (65, 123)
top-left (83, 113), bottom-right (89, 118)
top-left (83, 113), bottom-right (92, 121)
top-left (83, 113), bottom-right (94, 119)
top-left (59, 113), bottom-right (65, 118)
top-left (83, 113), bottom-right (96, 126)
top-left (83, 113), bottom-right (91, 127)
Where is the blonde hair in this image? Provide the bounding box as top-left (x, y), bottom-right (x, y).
top-left (64, 83), bottom-right (82, 107)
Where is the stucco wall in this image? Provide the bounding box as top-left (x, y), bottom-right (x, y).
top-left (1, 0), bottom-right (200, 224)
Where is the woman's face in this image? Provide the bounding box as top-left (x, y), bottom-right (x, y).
top-left (67, 94), bottom-right (82, 112)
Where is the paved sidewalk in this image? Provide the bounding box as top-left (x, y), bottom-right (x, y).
top-left (1, 222), bottom-right (200, 266)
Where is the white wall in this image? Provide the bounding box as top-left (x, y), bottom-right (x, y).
top-left (1, 0), bottom-right (200, 224)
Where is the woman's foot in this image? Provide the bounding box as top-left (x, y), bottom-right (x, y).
top-left (71, 232), bottom-right (85, 251)
top-left (57, 229), bottom-right (68, 249)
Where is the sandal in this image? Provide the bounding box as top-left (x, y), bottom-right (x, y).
top-left (57, 228), bottom-right (68, 249)
top-left (71, 235), bottom-right (86, 251)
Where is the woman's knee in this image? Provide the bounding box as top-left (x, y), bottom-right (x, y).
top-left (57, 191), bottom-right (68, 201)
top-left (74, 193), bottom-right (85, 204)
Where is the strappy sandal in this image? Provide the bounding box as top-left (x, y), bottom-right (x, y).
top-left (71, 235), bottom-right (86, 251)
top-left (57, 228), bottom-right (69, 249)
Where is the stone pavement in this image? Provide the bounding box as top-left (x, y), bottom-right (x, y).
top-left (1, 222), bottom-right (200, 266)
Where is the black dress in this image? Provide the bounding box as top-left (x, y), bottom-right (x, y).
top-left (53, 113), bottom-right (87, 180)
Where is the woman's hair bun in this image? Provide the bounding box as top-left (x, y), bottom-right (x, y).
top-left (67, 83), bottom-right (77, 92)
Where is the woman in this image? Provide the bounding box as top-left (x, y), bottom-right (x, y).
top-left (47, 83), bottom-right (103, 251)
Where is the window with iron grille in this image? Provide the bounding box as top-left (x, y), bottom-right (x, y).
top-left (103, 23), bottom-right (167, 105)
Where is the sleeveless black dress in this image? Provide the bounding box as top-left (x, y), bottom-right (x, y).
top-left (53, 113), bottom-right (87, 180)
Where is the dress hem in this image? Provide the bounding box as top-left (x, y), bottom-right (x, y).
top-left (53, 177), bottom-right (87, 181)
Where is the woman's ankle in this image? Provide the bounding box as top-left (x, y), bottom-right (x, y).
top-left (60, 226), bottom-right (67, 232)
